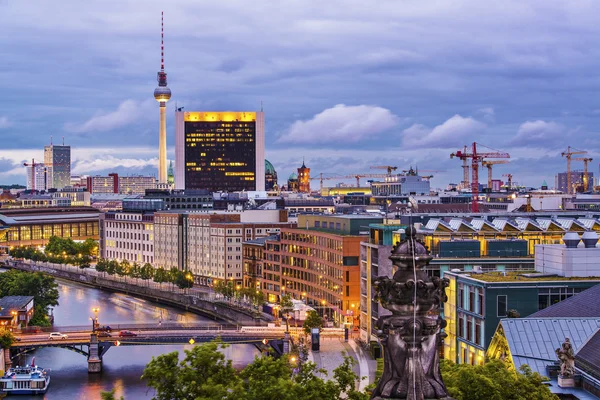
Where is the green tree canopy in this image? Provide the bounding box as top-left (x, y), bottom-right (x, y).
top-left (441, 359), bottom-right (558, 400)
top-left (303, 310), bottom-right (324, 335)
top-left (0, 270), bottom-right (59, 326)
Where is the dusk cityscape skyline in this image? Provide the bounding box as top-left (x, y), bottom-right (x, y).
top-left (2, 1), bottom-right (600, 188)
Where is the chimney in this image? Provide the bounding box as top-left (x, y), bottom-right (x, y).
top-left (582, 231), bottom-right (599, 248)
top-left (562, 232), bottom-right (581, 249)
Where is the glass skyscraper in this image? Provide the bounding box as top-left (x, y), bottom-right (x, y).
top-left (44, 144), bottom-right (71, 190)
top-left (175, 111), bottom-right (265, 192)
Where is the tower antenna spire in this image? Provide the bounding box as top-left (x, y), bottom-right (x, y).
top-left (161, 11), bottom-right (165, 71)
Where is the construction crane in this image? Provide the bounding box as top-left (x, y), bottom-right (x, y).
top-left (574, 157), bottom-right (593, 192)
top-left (451, 142), bottom-right (510, 212)
top-left (481, 160), bottom-right (509, 191)
top-left (370, 165), bottom-right (398, 176)
top-left (502, 173), bottom-right (513, 189)
top-left (561, 146), bottom-right (587, 194)
top-left (23, 159), bottom-right (41, 192)
top-left (456, 145), bottom-right (470, 190)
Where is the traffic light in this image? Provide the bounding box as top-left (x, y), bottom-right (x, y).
top-left (262, 339), bottom-right (269, 345)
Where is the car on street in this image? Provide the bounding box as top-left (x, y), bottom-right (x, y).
top-left (48, 332), bottom-right (68, 340)
top-left (96, 325), bottom-right (112, 333)
top-left (118, 330), bottom-right (137, 337)
top-left (97, 331), bottom-right (112, 338)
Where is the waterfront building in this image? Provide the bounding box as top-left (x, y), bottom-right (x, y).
top-left (0, 207), bottom-right (99, 248)
top-left (359, 223), bottom-right (404, 342)
top-left (260, 214), bottom-right (383, 325)
top-left (25, 163), bottom-right (49, 191)
top-left (44, 142), bottom-right (71, 190)
top-left (174, 110), bottom-right (265, 192)
top-left (242, 235), bottom-right (278, 290)
top-left (297, 160), bottom-right (310, 193)
top-left (101, 200), bottom-right (158, 264)
top-left (265, 160), bottom-right (278, 191)
top-left (152, 209), bottom-right (292, 283)
top-left (0, 296), bottom-right (34, 328)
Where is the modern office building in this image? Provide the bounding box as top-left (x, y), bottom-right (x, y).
top-left (25, 163), bottom-right (49, 191)
top-left (44, 143), bottom-right (71, 190)
top-left (101, 201), bottom-right (157, 264)
top-left (174, 111), bottom-right (265, 192)
top-left (144, 189), bottom-right (213, 211)
top-left (371, 167), bottom-right (431, 197)
top-left (253, 214), bottom-right (382, 325)
top-left (359, 223), bottom-right (405, 342)
top-left (0, 206), bottom-right (99, 248)
top-left (443, 268), bottom-right (600, 365)
top-left (86, 174), bottom-right (156, 195)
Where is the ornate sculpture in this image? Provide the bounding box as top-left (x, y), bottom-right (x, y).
top-left (555, 338), bottom-right (575, 378)
top-left (371, 226), bottom-right (453, 400)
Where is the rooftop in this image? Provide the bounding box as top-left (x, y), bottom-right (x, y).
top-left (0, 296), bottom-right (34, 317)
top-left (448, 270), bottom-right (600, 282)
top-left (530, 284), bottom-right (600, 318)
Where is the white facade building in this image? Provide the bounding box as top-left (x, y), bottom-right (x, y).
top-left (26, 163), bottom-right (49, 191)
top-left (102, 211), bottom-right (155, 264)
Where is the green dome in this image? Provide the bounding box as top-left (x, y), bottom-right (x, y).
top-left (289, 172), bottom-right (298, 180)
top-left (265, 159), bottom-right (277, 175)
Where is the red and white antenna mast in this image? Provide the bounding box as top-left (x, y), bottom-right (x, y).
top-left (161, 11), bottom-right (164, 71)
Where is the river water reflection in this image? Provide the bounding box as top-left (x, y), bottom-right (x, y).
top-left (9, 279), bottom-right (259, 400)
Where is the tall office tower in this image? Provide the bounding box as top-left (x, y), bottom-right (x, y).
top-left (153, 12), bottom-right (171, 184)
top-left (25, 163), bottom-right (48, 191)
top-left (44, 140), bottom-right (71, 190)
top-left (175, 111), bottom-right (265, 192)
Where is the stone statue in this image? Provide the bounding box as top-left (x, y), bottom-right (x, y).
top-left (555, 338), bottom-right (575, 378)
top-left (371, 226), bottom-right (453, 400)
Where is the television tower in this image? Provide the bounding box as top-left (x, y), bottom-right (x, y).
top-left (154, 11), bottom-right (171, 184)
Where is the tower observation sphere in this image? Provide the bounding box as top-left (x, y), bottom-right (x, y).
top-left (154, 85), bottom-right (171, 103)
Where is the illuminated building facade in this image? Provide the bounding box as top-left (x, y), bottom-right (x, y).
top-left (26, 163), bottom-right (48, 191)
top-left (86, 174), bottom-right (157, 195)
top-left (44, 144), bottom-right (71, 190)
top-left (443, 271), bottom-right (600, 365)
top-left (0, 207), bottom-right (99, 248)
top-left (101, 209), bottom-right (155, 264)
top-left (297, 160), bottom-right (310, 193)
top-left (174, 111), bottom-right (265, 192)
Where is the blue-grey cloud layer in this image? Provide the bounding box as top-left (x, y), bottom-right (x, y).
top-left (1, 0), bottom-right (599, 187)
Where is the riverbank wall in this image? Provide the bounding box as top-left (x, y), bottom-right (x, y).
top-left (5, 261), bottom-right (271, 325)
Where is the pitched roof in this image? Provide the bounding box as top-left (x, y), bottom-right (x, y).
top-left (0, 296), bottom-right (34, 317)
top-left (499, 318), bottom-right (600, 375)
top-left (529, 284), bottom-right (600, 318)
top-left (576, 329), bottom-right (600, 381)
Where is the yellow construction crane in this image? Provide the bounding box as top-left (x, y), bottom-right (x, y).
top-left (370, 165), bottom-right (398, 176)
top-left (561, 146), bottom-right (587, 194)
top-left (481, 160), bottom-right (509, 191)
top-left (574, 157), bottom-right (593, 192)
top-left (502, 173), bottom-right (513, 189)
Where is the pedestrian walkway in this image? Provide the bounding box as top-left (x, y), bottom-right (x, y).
top-left (308, 337), bottom-right (375, 391)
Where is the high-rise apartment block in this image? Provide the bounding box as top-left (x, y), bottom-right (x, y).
top-left (44, 143), bottom-right (71, 190)
top-left (26, 163), bottom-right (49, 191)
top-left (175, 111), bottom-right (265, 192)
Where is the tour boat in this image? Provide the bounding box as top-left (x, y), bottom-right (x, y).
top-left (0, 358), bottom-right (50, 395)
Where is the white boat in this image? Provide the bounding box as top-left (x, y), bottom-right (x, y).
top-left (0, 358), bottom-right (50, 395)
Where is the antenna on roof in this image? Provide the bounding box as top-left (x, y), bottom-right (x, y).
top-left (62, 136), bottom-right (64, 146)
top-left (260, 101), bottom-right (263, 112)
top-left (50, 135), bottom-right (53, 145)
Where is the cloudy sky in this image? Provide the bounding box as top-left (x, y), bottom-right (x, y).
top-left (1, 0), bottom-right (599, 188)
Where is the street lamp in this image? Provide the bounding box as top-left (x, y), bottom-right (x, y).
top-left (91, 307), bottom-right (100, 332)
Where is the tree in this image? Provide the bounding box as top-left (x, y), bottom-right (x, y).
top-left (441, 359), bottom-right (558, 400)
top-left (100, 389), bottom-right (124, 400)
top-left (0, 328), bottom-right (15, 349)
top-left (0, 270), bottom-right (59, 326)
top-left (96, 258), bottom-right (108, 276)
top-left (140, 263), bottom-right (155, 286)
top-left (303, 310), bottom-right (324, 335)
top-left (280, 294), bottom-right (294, 332)
top-left (142, 341), bottom-right (240, 400)
top-left (153, 267), bottom-right (168, 287)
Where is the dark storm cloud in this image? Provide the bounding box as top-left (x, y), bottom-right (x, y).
top-left (2, 0), bottom-right (600, 186)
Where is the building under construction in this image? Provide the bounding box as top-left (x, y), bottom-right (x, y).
top-left (556, 171), bottom-right (594, 193)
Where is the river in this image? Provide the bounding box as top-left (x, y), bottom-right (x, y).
top-left (8, 279), bottom-right (259, 400)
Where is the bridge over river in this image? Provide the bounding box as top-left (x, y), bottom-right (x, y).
top-left (9, 324), bottom-right (300, 373)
